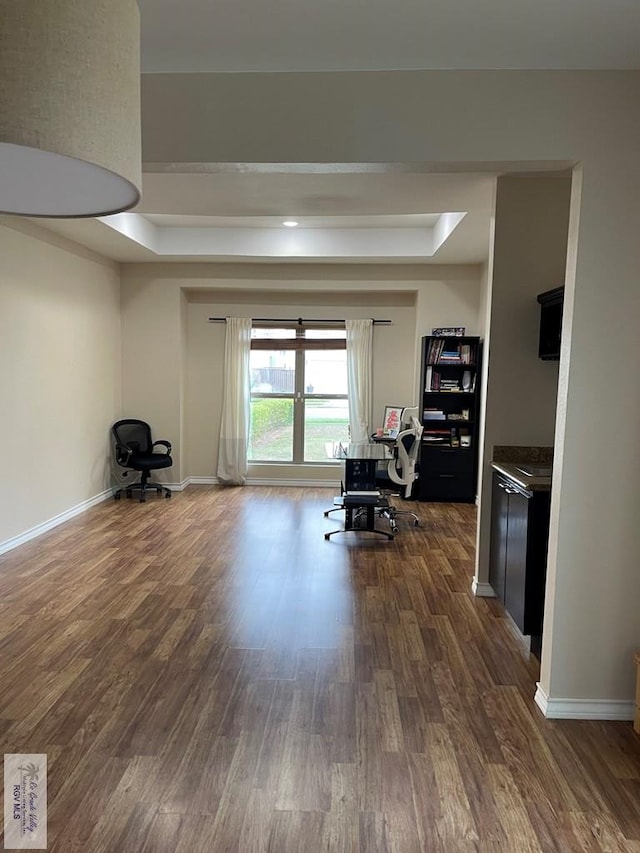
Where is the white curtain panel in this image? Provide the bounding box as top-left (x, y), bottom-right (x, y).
top-left (216, 317), bottom-right (252, 485)
top-left (346, 318), bottom-right (373, 443)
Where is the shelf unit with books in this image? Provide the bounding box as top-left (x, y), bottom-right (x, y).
top-left (418, 335), bottom-right (482, 502)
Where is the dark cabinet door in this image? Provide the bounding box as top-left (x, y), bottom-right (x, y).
top-left (503, 489), bottom-right (529, 633)
top-left (488, 470), bottom-right (551, 642)
top-left (488, 474), bottom-right (509, 602)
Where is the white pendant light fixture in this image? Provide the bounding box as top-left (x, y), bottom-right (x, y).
top-left (0, 0), bottom-right (142, 218)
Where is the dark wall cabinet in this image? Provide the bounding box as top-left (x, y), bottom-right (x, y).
top-left (418, 335), bottom-right (482, 503)
top-left (488, 471), bottom-right (551, 650)
top-left (537, 286), bottom-right (564, 360)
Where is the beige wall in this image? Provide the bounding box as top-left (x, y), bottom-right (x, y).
top-left (120, 267), bottom-right (185, 480)
top-left (542, 160), bottom-right (640, 702)
top-left (0, 218), bottom-right (121, 544)
top-left (475, 176), bottom-right (570, 588)
top-left (140, 69), bottom-right (640, 709)
top-left (120, 263), bottom-right (483, 482)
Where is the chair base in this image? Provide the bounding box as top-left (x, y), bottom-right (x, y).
top-left (375, 502), bottom-right (420, 534)
top-left (114, 475), bottom-right (171, 503)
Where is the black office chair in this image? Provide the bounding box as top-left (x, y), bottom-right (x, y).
top-left (375, 416), bottom-right (423, 533)
top-left (111, 419), bottom-right (173, 502)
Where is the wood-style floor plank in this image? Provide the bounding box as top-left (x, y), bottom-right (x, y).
top-left (0, 485), bottom-right (639, 851)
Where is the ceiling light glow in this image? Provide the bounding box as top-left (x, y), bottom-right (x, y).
top-left (282, 220), bottom-right (299, 227)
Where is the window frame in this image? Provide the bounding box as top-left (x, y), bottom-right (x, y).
top-left (249, 323), bottom-right (348, 463)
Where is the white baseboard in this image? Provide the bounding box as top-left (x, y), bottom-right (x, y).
top-left (166, 478), bottom-right (192, 490)
top-left (185, 477), bottom-right (337, 488)
top-left (472, 579), bottom-right (496, 597)
top-left (534, 683), bottom-right (635, 720)
top-left (0, 489), bottom-right (112, 556)
top-left (246, 478), bottom-right (338, 488)
top-left (0, 478), bottom-right (196, 556)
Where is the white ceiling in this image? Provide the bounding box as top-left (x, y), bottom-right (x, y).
top-left (40, 171), bottom-right (495, 264)
top-left (39, 0), bottom-right (637, 264)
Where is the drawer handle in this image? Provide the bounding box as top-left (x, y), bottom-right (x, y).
top-left (439, 474), bottom-right (455, 478)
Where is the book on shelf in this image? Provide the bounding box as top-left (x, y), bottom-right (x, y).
top-left (425, 369), bottom-right (441, 391)
top-left (427, 339), bottom-right (475, 366)
top-left (423, 427), bottom-right (451, 444)
top-left (426, 339), bottom-right (446, 364)
top-left (460, 344), bottom-right (473, 364)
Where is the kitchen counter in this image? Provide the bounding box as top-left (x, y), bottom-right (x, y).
top-left (490, 461), bottom-right (552, 491)
top-left (491, 445), bottom-right (553, 492)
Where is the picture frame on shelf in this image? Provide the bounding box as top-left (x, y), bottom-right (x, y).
top-left (382, 405), bottom-right (403, 435)
top-left (431, 326), bottom-right (466, 336)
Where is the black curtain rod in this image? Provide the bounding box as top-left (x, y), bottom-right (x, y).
top-left (207, 317), bottom-right (391, 324)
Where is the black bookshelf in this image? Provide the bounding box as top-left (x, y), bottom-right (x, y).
top-left (418, 335), bottom-right (482, 502)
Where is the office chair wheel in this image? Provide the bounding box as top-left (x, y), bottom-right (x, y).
top-left (165, 491), bottom-right (171, 498)
top-left (413, 519), bottom-right (420, 526)
top-left (390, 523), bottom-right (399, 534)
top-left (114, 493), bottom-right (121, 500)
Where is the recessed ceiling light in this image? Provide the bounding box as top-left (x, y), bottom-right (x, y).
top-left (282, 220), bottom-right (299, 227)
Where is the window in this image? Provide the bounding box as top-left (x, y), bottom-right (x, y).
top-left (248, 324), bottom-right (349, 463)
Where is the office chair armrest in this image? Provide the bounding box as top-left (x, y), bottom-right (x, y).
top-left (153, 440), bottom-right (172, 454)
top-left (114, 442), bottom-right (133, 466)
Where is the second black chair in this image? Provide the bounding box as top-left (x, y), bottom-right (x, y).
top-left (112, 419), bottom-right (173, 502)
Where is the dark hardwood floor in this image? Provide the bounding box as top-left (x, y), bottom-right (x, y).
top-left (0, 486), bottom-right (639, 852)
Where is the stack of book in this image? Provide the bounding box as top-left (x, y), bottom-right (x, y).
top-left (423, 429), bottom-right (451, 444)
top-left (423, 408), bottom-right (445, 420)
top-left (426, 339), bottom-right (475, 365)
top-left (439, 348), bottom-right (462, 362)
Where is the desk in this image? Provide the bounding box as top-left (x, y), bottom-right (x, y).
top-left (342, 442), bottom-right (391, 490)
top-left (324, 443), bottom-right (394, 540)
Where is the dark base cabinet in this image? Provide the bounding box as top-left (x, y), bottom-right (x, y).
top-left (488, 471), bottom-right (551, 648)
top-left (418, 446), bottom-right (476, 502)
